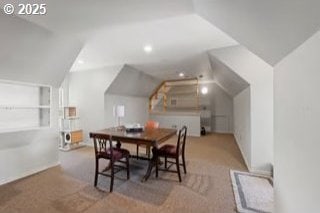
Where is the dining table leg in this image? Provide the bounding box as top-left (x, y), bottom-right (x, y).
top-left (116, 140), bottom-right (121, 149)
top-left (142, 146), bottom-right (157, 182)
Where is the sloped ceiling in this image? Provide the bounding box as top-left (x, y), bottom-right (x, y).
top-left (194, 0), bottom-right (320, 65)
top-left (0, 14), bottom-right (82, 87)
top-left (105, 65), bottom-right (161, 97)
top-left (15, 0), bottom-right (194, 35)
top-left (16, 0), bottom-right (320, 67)
top-left (208, 53), bottom-right (249, 97)
top-left (3, 1), bottom-right (320, 91)
top-left (131, 53), bottom-right (213, 80)
top-left (108, 52), bottom-right (249, 98)
top-left (70, 14), bottom-right (237, 71)
top-left (208, 45), bottom-right (273, 84)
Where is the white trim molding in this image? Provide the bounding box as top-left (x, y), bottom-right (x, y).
top-left (0, 161), bottom-right (60, 186)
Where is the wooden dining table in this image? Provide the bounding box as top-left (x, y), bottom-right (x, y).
top-left (89, 127), bottom-right (177, 182)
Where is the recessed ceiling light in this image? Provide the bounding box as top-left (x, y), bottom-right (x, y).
top-left (179, 72), bottom-right (185, 77)
top-left (201, 87), bottom-right (208, 95)
top-left (144, 45), bottom-right (153, 53)
top-left (78, 60), bottom-right (84, 64)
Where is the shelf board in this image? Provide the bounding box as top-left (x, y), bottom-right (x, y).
top-left (0, 79), bottom-right (51, 88)
top-left (0, 126), bottom-right (50, 134)
top-left (0, 105), bottom-right (50, 109)
top-left (60, 116), bottom-right (80, 120)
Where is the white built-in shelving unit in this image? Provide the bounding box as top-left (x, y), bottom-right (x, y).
top-left (0, 80), bottom-right (51, 133)
top-left (59, 107), bottom-right (84, 151)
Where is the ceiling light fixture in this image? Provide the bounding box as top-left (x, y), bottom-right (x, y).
top-left (201, 87), bottom-right (208, 95)
top-left (144, 45), bottom-right (153, 53)
top-left (78, 60), bottom-right (84, 64)
top-left (179, 72), bottom-right (185, 77)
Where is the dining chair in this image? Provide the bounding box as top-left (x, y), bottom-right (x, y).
top-left (155, 126), bottom-right (187, 182)
top-left (92, 135), bottom-right (130, 192)
top-left (136, 120), bottom-right (159, 159)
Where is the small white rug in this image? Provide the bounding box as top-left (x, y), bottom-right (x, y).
top-left (230, 170), bottom-right (274, 213)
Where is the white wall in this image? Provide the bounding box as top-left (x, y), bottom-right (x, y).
top-left (200, 82), bottom-right (233, 133)
top-left (210, 45), bottom-right (273, 174)
top-left (150, 113), bottom-right (201, 137)
top-left (68, 66), bottom-right (123, 143)
top-left (0, 88), bottom-right (59, 184)
top-left (0, 15), bottom-right (82, 184)
top-left (274, 30), bottom-right (320, 213)
top-left (233, 87), bottom-right (251, 168)
top-left (104, 94), bottom-right (149, 127)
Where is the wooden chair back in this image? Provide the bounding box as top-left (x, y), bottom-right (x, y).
top-left (93, 135), bottom-right (113, 158)
top-left (176, 126), bottom-right (187, 155)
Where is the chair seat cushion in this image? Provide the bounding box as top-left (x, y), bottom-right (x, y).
top-left (157, 144), bottom-right (177, 157)
top-left (98, 148), bottom-right (130, 161)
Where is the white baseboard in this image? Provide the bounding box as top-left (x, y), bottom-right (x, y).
top-left (248, 167), bottom-right (272, 177)
top-left (233, 134), bottom-right (251, 171)
top-left (233, 135), bottom-right (272, 177)
top-left (0, 161), bottom-right (60, 186)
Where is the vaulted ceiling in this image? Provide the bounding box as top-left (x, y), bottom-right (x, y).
top-left (1, 0), bottom-right (320, 92)
top-left (131, 53), bottom-right (213, 80)
top-left (16, 0), bottom-right (320, 67)
top-left (193, 0), bottom-right (320, 66)
top-left (14, 0), bottom-right (194, 35)
top-left (69, 14), bottom-right (237, 72)
top-left (208, 53), bottom-right (249, 97)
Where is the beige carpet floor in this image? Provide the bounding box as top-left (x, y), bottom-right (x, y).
top-left (0, 133), bottom-right (247, 213)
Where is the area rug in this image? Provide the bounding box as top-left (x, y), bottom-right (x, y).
top-left (230, 170), bottom-right (273, 213)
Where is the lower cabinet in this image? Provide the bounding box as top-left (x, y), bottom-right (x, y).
top-left (60, 130), bottom-right (84, 151)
